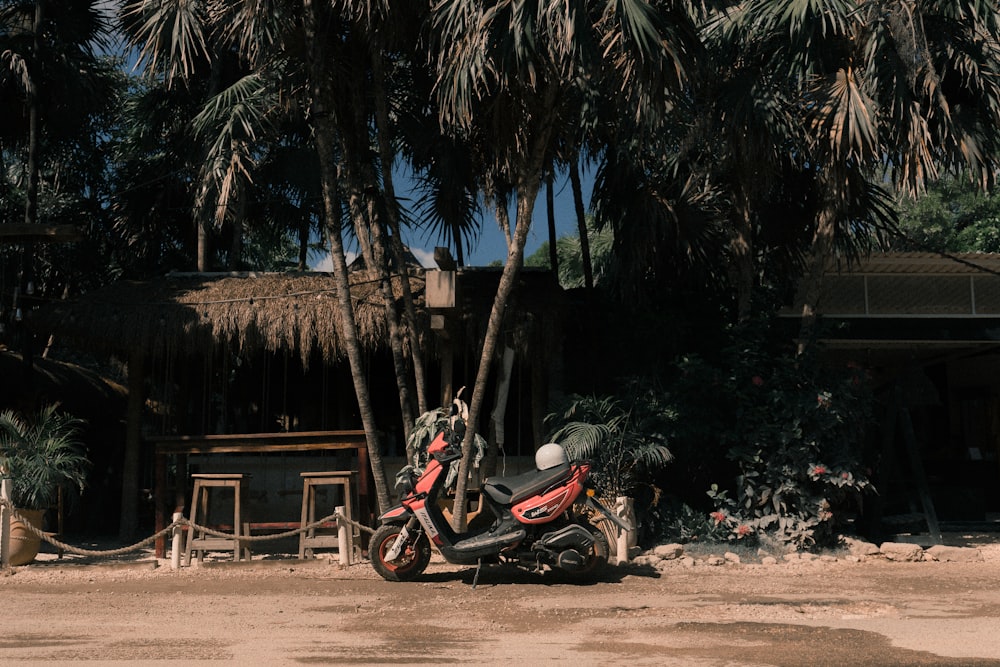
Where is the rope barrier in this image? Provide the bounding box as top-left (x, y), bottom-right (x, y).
top-left (0, 496), bottom-right (374, 562)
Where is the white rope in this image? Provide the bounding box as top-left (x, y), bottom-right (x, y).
top-left (0, 496), bottom-right (373, 561)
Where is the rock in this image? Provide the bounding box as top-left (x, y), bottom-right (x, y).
top-left (843, 536), bottom-right (880, 557)
top-left (705, 556), bottom-right (725, 566)
top-left (783, 553), bottom-right (800, 562)
top-left (631, 555), bottom-right (658, 567)
top-left (681, 556), bottom-right (696, 568)
top-left (925, 545), bottom-right (983, 563)
top-left (653, 544), bottom-right (684, 560)
top-left (723, 552), bottom-right (741, 564)
top-left (761, 556), bottom-right (778, 566)
top-left (879, 542), bottom-right (924, 561)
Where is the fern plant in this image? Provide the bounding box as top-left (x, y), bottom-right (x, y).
top-left (547, 382), bottom-right (674, 498)
top-left (0, 405), bottom-right (90, 510)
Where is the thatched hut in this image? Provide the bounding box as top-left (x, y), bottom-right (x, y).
top-left (27, 270), bottom-right (427, 538)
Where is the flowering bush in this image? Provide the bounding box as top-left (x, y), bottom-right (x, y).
top-left (671, 327), bottom-right (874, 549)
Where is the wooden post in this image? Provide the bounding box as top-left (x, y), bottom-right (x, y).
top-left (615, 496), bottom-right (636, 565)
top-left (1, 477), bottom-right (11, 569)
top-left (336, 505), bottom-right (350, 566)
top-left (170, 511), bottom-right (183, 570)
top-left (154, 450), bottom-right (167, 558)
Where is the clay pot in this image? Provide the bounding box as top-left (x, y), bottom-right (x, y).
top-left (8, 508), bottom-right (46, 566)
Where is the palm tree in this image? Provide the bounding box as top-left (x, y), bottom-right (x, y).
top-left (430, 0), bottom-right (701, 529)
top-left (728, 0), bottom-right (1000, 350)
top-left (120, 0), bottom-right (403, 512)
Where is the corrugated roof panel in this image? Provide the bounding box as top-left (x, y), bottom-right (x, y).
top-left (867, 275), bottom-right (971, 314)
top-left (973, 276), bottom-right (1000, 314)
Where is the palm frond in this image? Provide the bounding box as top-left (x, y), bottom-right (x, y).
top-left (121, 0), bottom-right (210, 84)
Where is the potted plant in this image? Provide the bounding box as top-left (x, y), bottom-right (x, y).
top-left (0, 405), bottom-right (90, 565)
top-left (546, 382), bottom-right (675, 561)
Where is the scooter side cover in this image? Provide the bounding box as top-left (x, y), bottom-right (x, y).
top-left (511, 465), bottom-right (588, 524)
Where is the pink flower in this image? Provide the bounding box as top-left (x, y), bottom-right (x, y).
top-left (751, 376), bottom-right (764, 387)
top-left (841, 472), bottom-right (850, 479)
top-left (736, 524), bottom-right (752, 537)
top-left (710, 511), bottom-right (726, 525)
top-left (811, 465), bottom-right (827, 476)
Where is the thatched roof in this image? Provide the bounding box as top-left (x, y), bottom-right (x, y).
top-left (28, 271), bottom-right (426, 365)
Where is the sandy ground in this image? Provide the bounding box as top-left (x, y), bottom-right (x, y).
top-left (3, 534), bottom-right (1000, 666)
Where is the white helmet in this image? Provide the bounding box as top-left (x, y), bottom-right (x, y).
top-left (535, 443), bottom-right (568, 471)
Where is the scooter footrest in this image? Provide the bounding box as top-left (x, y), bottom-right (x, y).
top-left (450, 529), bottom-right (526, 555)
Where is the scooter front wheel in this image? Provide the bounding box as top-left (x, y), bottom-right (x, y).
top-left (370, 523), bottom-right (431, 582)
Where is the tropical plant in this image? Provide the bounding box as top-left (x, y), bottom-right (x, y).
top-left (0, 405), bottom-right (90, 511)
top-left (401, 406), bottom-right (486, 491)
top-left (668, 323), bottom-right (874, 549)
top-left (546, 383), bottom-right (675, 499)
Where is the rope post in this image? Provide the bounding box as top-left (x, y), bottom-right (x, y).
top-left (170, 512), bottom-right (183, 570)
top-left (615, 496), bottom-right (635, 565)
top-left (1, 478), bottom-right (11, 570)
top-left (336, 506), bottom-right (351, 566)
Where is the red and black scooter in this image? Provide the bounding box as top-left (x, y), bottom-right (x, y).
top-left (370, 394), bottom-right (629, 582)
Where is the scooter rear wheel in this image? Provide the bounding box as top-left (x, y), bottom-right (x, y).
top-left (371, 523), bottom-right (431, 582)
top-left (560, 522), bottom-right (610, 580)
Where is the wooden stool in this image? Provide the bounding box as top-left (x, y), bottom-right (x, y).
top-left (299, 471), bottom-right (357, 559)
top-left (184, 473), bottom-right (251, 565)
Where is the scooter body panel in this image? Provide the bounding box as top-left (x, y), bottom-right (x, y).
top-left (511, 464), bottom-right (588, 524)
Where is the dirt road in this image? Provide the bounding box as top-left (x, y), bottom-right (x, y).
top-left (3, 541), bottom-right (1000, 666)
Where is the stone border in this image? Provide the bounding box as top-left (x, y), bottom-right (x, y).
top-left (633, 537), bottom-right (985, 570)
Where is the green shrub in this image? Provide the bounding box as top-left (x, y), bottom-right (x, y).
top-left (672, 331), bottom-right (874, 549)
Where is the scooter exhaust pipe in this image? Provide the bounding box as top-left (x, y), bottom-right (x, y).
top-left (556, 549), bottom-right (587, 571)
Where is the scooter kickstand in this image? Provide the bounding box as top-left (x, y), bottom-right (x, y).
top-left (472, 558), bottom-right (483, 589)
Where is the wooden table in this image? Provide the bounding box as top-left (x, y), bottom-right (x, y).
top-left (150, 431), bottom-right (369, 558)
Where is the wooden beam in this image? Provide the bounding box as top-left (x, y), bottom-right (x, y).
top-left (0, 224), bottom-right (83, 243)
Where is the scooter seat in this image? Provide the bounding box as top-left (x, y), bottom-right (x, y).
top-left (482, 462), bottom-right (572, 505)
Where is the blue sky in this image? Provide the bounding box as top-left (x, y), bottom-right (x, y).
top-left (310, 169), bottom-right (593, 270)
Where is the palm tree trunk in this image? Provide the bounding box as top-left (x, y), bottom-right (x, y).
top-left (797, 185), bottom-right (838, 355)
top-left (195, 55), bottom-right (225, 272)
top-left (339, 64), bottom-right (416, 440)
top-left (302, 0), bottom-right (390, 513)
top-left (346, 180), bottom-right (417, 440)
top-left (483, 345), bottom-right (515, 478)
top-left (569, 159), bottom-right (593, 289)
top-left (450, 86), bottom-right (560, 530)
top-left (119, 350), bottom-right (144, 540)
top-left (546, 171), bottom-right (558, 272)
top-left (372, 44), bottom-right (428, 415)
top-left (451, 179), bottom-right (541, 531)
top-left (732, 195), bottom-right (754, 324)
top-left (23, 0), bottom-right (42, 230)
